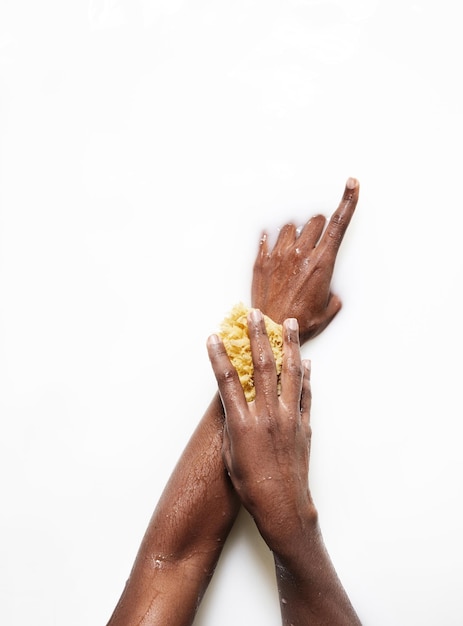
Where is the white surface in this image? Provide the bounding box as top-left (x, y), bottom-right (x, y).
top-left (1, 1), bottom-right (462, 625)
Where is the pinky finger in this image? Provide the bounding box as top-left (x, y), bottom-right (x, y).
top-left (300, 359), bottom-right (312, 432)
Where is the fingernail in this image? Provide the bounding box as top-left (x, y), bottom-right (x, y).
top-left (346, 177), bottom-right (357, 189)
top-left (208, 334), bottom-right (221, 346)
top-left (250, 308), bottom-right (262, 323)
top-left (286, 317), bottom-right (298, 331)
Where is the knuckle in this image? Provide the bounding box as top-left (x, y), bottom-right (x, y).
top-left (284, 356), bottom-right (303, 379)
top-left (331, 211), bottom-right (345, 227)
top-left (220, 366), bottom-right (238, 386)
top-left (327, 228), bottom-right (343, 247)
top-left (255, 352), bottom-right (275, 375)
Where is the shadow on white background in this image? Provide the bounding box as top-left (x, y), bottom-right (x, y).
top-left (1, 1), bottom-right (462, 624)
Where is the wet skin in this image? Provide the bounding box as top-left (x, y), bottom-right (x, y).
top-left (106, 178), bottom-right (360, 626)
top-left (208, 311), bottom-right (361, 625)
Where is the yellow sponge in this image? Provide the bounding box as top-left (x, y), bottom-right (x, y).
top-left (218, 302), bottom-right (283, 402)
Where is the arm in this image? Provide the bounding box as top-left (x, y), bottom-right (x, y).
top-left (207, 309), bottom-right (361, 625)
top-left (106, 393), bottom-right (240, 626)
top-left (106, 177), bottom-right (359, 625)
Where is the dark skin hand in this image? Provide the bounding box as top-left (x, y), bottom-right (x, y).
top-left (207, 310), bottom-right (361, 625)
top-left (252, 177), bottom-right (359, 344)
top-left (105, 178), bottom-right (359, 626)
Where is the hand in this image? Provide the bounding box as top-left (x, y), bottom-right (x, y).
top-left (251, 177), bottom-right (359, 344)
top-left (207, 310), bottom-right (361, 625)
top-left (207, 309), bottom-right (314, 549)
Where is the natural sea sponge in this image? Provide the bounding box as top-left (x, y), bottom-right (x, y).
top-left (218, 302), bottom-right (283, 402)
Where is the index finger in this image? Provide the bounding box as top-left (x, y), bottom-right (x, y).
top-left (318, 177), bottom-right (359, 256)
top-left (207, 334), bottom-right (249, 419)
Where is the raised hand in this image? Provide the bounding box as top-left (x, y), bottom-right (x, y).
top-left (251, 178), bottom-right (359, 344)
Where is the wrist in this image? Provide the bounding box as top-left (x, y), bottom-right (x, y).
top-left (256, 499), bottom-right (319, 559)
top-left (270, 506), bottom-right (325, 586)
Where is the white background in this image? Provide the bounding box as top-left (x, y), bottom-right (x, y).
top-left (1, 1), bottom-right (462, 624)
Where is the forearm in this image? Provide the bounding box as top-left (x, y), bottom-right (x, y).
top-left (268, 508), bottom-right (361, 626)
top-left (107, 393), bottom-right (240, 626)
top-left (146, 393), bottom-right (240, 557)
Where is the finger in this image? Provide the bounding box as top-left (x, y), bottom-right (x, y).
top-left (221, 422), bottom-right (233, 475)
top-left (247, 309), bottom-right (279, 414)
top-left (255, 230), bottom-right (270, 262)
top-left (300, 359), bottom-right (312, 435)
top-left (272, 223), bottom-right (297, 254)
top-left (279, 318), bottom-right (303, 421)
top-left (207, 334), bottom-right (248, 421)
top-left (323, 292), bottom-right (342, 324)
top-left (318, 177), bottom-right (359, 256)
top-left (252, 231), bottom-right (270, 294)
top-left (296, 214), bottom-right (326, 252)
top-left (307, 293), bottom-right (343, 340)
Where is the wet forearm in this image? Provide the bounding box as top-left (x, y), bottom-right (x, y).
top-left (107, 393), bottom-right (240, 626)
top-left (145, 394), bottom-right (239, 559)
top-left (271, 512), bottom-right (361, 626)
